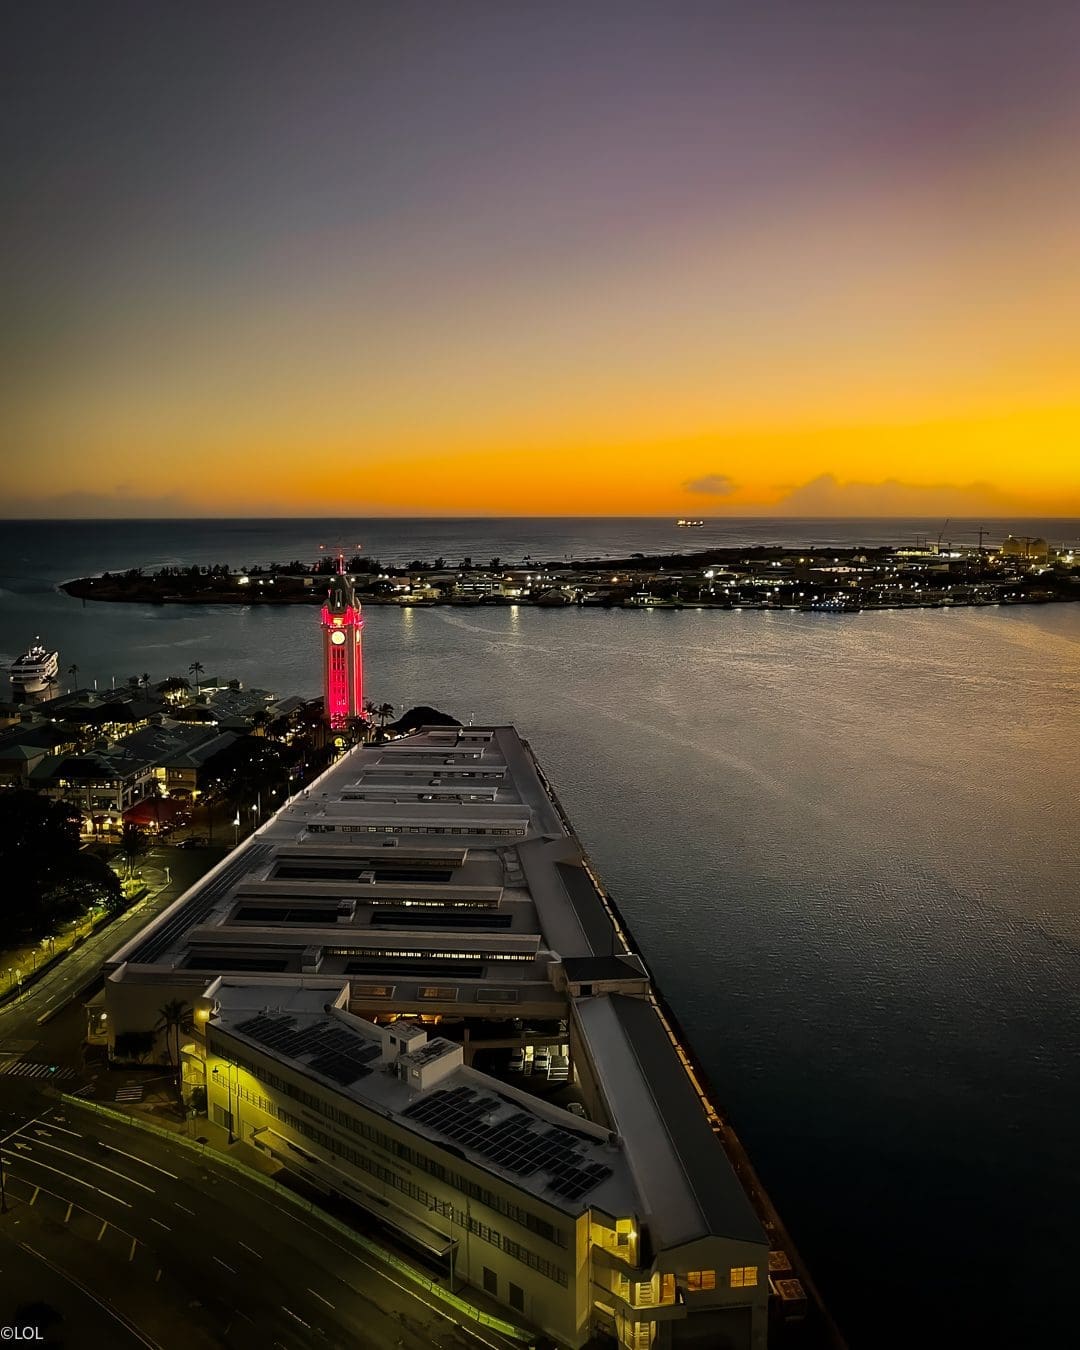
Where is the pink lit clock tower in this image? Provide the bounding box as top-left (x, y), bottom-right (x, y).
top-left (320, 555), bottom-right (364, 729)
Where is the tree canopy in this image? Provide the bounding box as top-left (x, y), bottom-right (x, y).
top-left (0, 792), bottom-right (122, 944)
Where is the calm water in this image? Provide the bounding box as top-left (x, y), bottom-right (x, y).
top-left (3, 518), bottom-right (1080, 1348)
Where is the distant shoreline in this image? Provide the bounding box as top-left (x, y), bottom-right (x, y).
top-left (59, 541), bottom-right (1077, 613)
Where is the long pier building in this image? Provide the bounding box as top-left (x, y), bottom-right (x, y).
top-left (104, 726), bottom-right (807, 1349)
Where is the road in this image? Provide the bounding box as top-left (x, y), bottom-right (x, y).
top-left (0, 1084), bottom-right (521, 1350)
top-left (0, 1236), bottom-right (152, 1348)
top-left (0, 846), bottom-right (224, 1046)
top-left (1, 843), bottom-right (530, 1350)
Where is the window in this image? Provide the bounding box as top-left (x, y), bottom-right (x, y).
top-left (509, 1282), bottom-right (524, 1312)
top-left (687, 1270), bottom-right (716, 1291)
top-left (483, 1267), bottom-right (497, 1296)
top-left (729, 1267), bottom-right (758, 1288)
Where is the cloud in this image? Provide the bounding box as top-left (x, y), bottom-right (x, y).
top-left (0, 487), bottom-right (303, 519)
top-left (0, 489), bottom-right (206, 518)
top-left (770, 473), bottom-right (1021, 516)
top-left (684, 472), bottom-right (738, 496)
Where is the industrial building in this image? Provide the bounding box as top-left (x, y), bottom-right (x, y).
top-left (104, 726), bottom-right (775, 1348)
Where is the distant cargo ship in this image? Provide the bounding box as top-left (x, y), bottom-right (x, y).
top-left (676, 518), bottom-right (704, 527)
top-left (9, 640), bottom-right (59, 695)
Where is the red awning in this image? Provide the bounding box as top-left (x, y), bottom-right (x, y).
top-left (122, 799), bottom-right (191, 827)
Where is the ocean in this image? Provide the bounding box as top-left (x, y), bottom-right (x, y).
top-left (2, 516), bottom-right (1079, 1348)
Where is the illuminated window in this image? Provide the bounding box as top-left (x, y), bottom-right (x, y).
top-left (687, 1270), bottom-right (716, 1291)
top-left (729, 1267), bottom-right (758, 1288)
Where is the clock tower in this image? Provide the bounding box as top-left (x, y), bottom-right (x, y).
top-left (320, 554), bottom-right (364, 729)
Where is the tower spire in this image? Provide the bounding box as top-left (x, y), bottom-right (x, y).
top-left (318, 543), bottom-right (364, 732)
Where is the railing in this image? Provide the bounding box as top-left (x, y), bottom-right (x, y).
top-left (60, 1094), bottom-right (535, 1344)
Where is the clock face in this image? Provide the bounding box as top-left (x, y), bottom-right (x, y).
top-left (330, 629), bottom-right (346, 645)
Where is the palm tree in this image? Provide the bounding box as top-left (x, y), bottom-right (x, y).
top-left (155, 999), bottom-right (194, 1106)
top-left (345, 714), bottom-right (370, 745)
top-left (68, 662), bottom-right (80, 693)
top-left (158, 675), bottom-right (190, 704)
top-left (249, 709), bottom-right (272, 737)
top-left (118, 821), bottom-right (151, 878)
top-left (377, 702), bottom-right (395, 728)
top-left (363, 699), bottom-right (378, 722)
top-left (188, 661), bottom-right (205, 697)
top-left (140, 672), bottom-right (152, 699)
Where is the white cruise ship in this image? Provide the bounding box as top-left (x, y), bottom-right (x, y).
top-left (9, 641), bottom-right (60, 695)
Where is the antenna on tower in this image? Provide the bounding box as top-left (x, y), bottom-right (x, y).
top-left (318, 542), bottom-right (363, 575)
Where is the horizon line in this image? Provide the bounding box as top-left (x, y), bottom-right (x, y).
top-left (3, 513), bottom-right (1078, 524)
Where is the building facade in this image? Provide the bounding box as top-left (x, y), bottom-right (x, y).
top-left (105, 727), bottom-right (784, 1349)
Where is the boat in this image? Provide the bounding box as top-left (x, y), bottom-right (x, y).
top-left (676, 519), bottom-right (705, 528)
top-left (798, 599), bottom-right (861, 614)
top-left (9, 640), bottom-right (60, 695)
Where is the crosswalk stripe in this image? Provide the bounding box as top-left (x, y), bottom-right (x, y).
top-left (0, 1061), bottom-right (75, 1079)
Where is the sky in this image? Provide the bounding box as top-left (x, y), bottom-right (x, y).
top-left (3, 0), bottom-right (1080, 519)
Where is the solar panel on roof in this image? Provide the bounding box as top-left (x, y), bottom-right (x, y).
top-left (235, 1013), bottom-right (380, 1086)
top-left (401, 1086), bottom-right (612, 1201)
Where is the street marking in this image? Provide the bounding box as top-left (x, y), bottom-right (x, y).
top-left (238, 1240), bottom-right (261, 1258)
top-left (29, 1186), bottom-right (40, 1205)
top-left (308, 1288), bottom-right (335, 1310)
top-left (174, 1202), bottom-right (195, 1215)
top-left (129, 1237), bottom-right (137, 1261)
top-left (213, 1256), bottom-right (237, 1274)
top-left (101, 1144), bottom-right (178, 1179)
top-left (97, 1219), bottom-right (108, 1241)
top-left (282, 1307), bottom-right (310, 1329)
top-left (22, 1137), bottom-right (155, 1192)
top-left (0, 1060), bottom-right (76, 1080)
top-left (18, 1244), bottom-right (161, 1350)
top-left (64, 1201), bottom-right (73, 1223)
top-left (155, 1269), bottom-right (162, 1283)
top-left (150, 1217), bottom-right (171, 1231)
top-left (5, 1153), bottom-right (132, 1206)
top-left (40, 1119), bottom-right (83, 1138)
top-left (231, 1174), bottom-right (511, 1350)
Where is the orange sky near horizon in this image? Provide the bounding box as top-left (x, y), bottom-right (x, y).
top-left (5, 4), bottom-right (1080, 520)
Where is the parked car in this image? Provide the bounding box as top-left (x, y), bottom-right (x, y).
top-left (509, 1049), bottom-right (525, 1074)
top-left (176, 836), bottom-right (209, 848)
top-left (567, 1102), bottom-right (588, 1119)
top-left (532, 1048), bottom-right (551, 1076)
